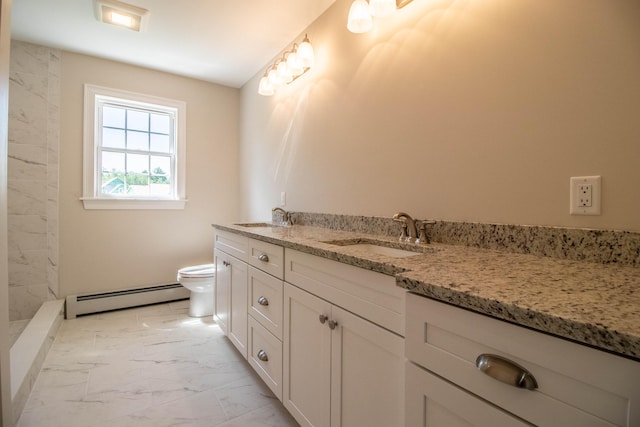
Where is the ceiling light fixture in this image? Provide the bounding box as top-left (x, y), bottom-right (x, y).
top-left (347, 0), bottom-right (413, 34)
top-left (258, 35), bottom-right (315, 97)
top-left (94, 0), bottom-right (149, 32)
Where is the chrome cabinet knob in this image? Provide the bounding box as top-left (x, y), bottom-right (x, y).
top-left (257, 296), bottom-right (269, 306)
top-left (257, 350), bottom-right (269, 362)
top-left (328, 320), bottom-right (338, 330)
top-left (319, 314), bottom-right (329, 324)
top-left (258, 253), bottom-right (269, 262)
top-left (222, 260), bottom-right (230, 267)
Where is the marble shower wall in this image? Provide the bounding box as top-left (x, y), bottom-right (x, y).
top-left (8, 41), bottom-right (60, 321)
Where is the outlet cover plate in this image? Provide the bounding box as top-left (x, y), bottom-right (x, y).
top-left (570, 176), bottom-right (601, 215)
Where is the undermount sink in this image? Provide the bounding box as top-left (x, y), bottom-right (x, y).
top-left (234, 222), bottom-right (285, 228)
top-left (345, 243), bottom-right (422, 258)
top-left (323, 238), bottom-right (433, 258)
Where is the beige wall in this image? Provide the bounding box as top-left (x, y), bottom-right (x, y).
top-left (239, 0), bottom-right (640, 232)
top-left (60, 52), bottom-right (240, 297)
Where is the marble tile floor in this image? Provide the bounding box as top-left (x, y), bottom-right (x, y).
top-left (17, 300), bottom-right (299, 427)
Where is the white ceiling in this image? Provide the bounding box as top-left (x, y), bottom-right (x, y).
top-left (11, 0), bottom-right (337, 88)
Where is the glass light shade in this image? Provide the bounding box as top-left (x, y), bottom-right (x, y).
top-left (347, 0), bottom-right (373, 33)
top-left (267, 68), bottom-right (282, 88)
top-left (258, 76), bottom-right (274, 96)
top-left (287, 51), bottom-right (304, 76)
top-left (277, 60), bottom-right (293, 84)
top-left (369, 0), bottom-right (396, 17)
top-left (297, 37), bottom-right (315, 68)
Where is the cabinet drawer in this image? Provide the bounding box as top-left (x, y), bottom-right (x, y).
top-left (406, 361), bottom-right (530, 427)
top-left (248, 266), bottom-right (283, 339)
top-left (248, 316), bottom-right (283, 401)
top-left (248, 238), bottom-right (284, 279)
top-left (214, 229), bottom-right (249, 262)
top-left (285, 248), bottom-right (405, 336)
top-left (406, 293), bottom-right (640, 427)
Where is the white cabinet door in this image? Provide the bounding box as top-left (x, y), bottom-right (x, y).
top-left (228, 254), bottom-right (248, 359)
top-left (214, 249), bottom-right (230, 335)
top-left (330, 305), bottom-right (405, 427)
top-left (283, 283), bottom-right (332, 427)
top-left (284, 283), bottom-right (406, 427)
top-left (406, 362), bottom-right (531, 427)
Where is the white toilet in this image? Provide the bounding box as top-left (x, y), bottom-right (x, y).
top-left (177, 264), bottom-right (215, 317)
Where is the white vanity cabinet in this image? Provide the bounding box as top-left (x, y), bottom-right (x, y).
top-left (405, 293), bottom-right (640, 427)
top-left (246, 241), bottom-right (285, 401)
top-left (214, 229), bottom-right (250, 358)
top-left (214, 228), bottom-right (285, 369)
top-left (283, 248), bottom-right (406, 427)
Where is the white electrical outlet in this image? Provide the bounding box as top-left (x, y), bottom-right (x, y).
top-left (570, 176), bottom-right (601, 215)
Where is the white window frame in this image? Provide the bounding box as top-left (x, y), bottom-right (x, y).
top-left (82, 84), bottom-right (187, 210)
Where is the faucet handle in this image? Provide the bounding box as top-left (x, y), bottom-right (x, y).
top-left (416, 220), bottom-right (434, 244)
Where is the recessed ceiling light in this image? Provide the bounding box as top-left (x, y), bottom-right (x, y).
top-left (94, 0), bottom-right (149, 32)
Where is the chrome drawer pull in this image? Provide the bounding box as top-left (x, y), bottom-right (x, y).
top-left (257, 350), bottom-right (269, 362)
top-left (258, 253), bottom-right (269, 262)
top-left (476, 354), bottom-right (538, 390)
top-left (257, 296), bottom-right (269, 306)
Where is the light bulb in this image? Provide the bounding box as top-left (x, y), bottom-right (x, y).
top-left (287, 51), bottom-right (304, 76)
top-left (297, 35), bottom-right (315, 68)
top-left (267, 68), bottom-right (282, 88)
top-left (369, 0), bottom-right (396, 18)
top-left (258, 75), bottom-right (274, 96)
top-left (347, 0), bottom-right (373, 33)
top-left (277, 60), bottom-right (293, 84)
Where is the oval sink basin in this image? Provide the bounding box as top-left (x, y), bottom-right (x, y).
top-left (347, 243), bottom-right (421, 258)
top-left (234, 222), bottom-right (284, 228)
top-left (322, 238), bottom-right (433, 258)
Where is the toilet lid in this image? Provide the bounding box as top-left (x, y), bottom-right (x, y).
top-left (178, 264), bottom-right (215, 278)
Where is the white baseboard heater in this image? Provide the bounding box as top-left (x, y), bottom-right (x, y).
top-left (65, 283), bottom-right (189, 319)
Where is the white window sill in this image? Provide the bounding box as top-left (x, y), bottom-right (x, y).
top-left (81, 198), bottom-right (187, 210)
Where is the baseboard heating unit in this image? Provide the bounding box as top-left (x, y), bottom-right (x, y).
top-left (65, 283), bottom-right (189, 319)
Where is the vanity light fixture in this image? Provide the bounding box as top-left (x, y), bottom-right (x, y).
top-left (95, 0), bottom-right (149, 32)
top-left (258, 34), bottom-right (315, 96)
top-left (347, 0), bottom-right (413, 34)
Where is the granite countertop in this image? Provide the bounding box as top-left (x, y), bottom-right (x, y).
top-left (214, 222), bottom-right (640, 361)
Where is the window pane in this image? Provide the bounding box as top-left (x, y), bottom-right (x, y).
top-left (150, 156), bottom-right (171, 196)
top-left (150, 133), bottom-right (170, 153)
top-left (100, 152), bottom-right (125, 195)
top-left (127, 153), bottom-right (149, 174)
top-left (127, 130), bottom-right (149, 151)
top-left (150, 113), bottom-right (170, 134)
top-left (151, 156), bottom-right (171, 178)
top-left (103, 106), bottom-right (125, 128)
top-left (102, 128), bottom-right (125, 149)
top-left (127, 173), bottom-right (150, 196)
top-left (101, 151), bottom-right (125, 173)
top-left (127, 110), bottom-right (149, 131)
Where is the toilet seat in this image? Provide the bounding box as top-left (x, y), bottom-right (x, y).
top-left (178, 264), bottom-right (215, 279)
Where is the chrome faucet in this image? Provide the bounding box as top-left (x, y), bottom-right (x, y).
top-left (392, 212), bottom-right (417, 243)
top-left (272, 207), bottom-right (290, 226)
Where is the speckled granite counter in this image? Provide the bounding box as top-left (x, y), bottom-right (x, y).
top-left (213, 222), bottom-right (640, 361)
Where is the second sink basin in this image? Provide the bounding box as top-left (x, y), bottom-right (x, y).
top-left (345, 243), bottom-right (421, 258)
top-left (234, 222), bottom-right (285, 228)
top-left (323, 238), bottom-right (433, 258)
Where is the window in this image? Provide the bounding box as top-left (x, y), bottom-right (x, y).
top-left (82, 84), bottom-right (186, 209)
